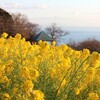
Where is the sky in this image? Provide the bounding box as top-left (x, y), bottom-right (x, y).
top-left (0, 0), bottom-right (100, 28)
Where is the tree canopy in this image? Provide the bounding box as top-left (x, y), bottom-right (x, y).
top-left (0, 8), bottom-right (14, 35)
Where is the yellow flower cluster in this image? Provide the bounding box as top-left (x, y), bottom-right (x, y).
top-left (0, 32), bottom-right (100, 100)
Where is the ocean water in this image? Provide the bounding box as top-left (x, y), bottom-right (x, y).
top-left (60, 27), bottom-right (100, 44)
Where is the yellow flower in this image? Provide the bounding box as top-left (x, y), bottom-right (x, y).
top-left (91, 60), bottom-right (100, 68)
top-left (0, 76), bottom-right (9, 83)
top-left (19, 67), bottom-right (31, 79)
top-left (1, 32), bottom-right (100, 100)
top-left (49, 68), bottom-right (56, 78)
top-left (38, 40), bottom-right (42, 44)
top-left (81, 49), bottom-right (90, 59)
top-left (30, 68), bottom-right (39, 81)
top-left (23, 80), bottom-right (34, 93)
top-left (52, 41), bottom-right (56, 46)
top-left (87, 92), bottom-right (99, 100)
top-left (15, 33), bottom-right (22, 39)
top-left (6, 60), bottom-right (13, 65)
top-left (61, 79), bottom-right (66, 88)
top-left (74, 88), bottom-right (80, 95)
top-left (5, 60), bottom-right (14, 75)
top-left (30, 90), bottom-right (44, 100)
top-left (3, 93), bottom-right (11, 100)
top-left (61, 44), bottom-right (68, 51)
top-left (1, 32), bottom-right (8, 38)
top-left (12, 87), bottom-right (18, 95)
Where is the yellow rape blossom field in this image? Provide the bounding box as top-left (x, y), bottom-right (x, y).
top-left (0, 32), bottom-right (100, 100)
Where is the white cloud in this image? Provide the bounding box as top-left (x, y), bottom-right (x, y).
top-left (0, 3), bottom-right (21, 9)
top-left (32, 4), bottom-right (48, 9)
top-left (0, 3), bottom-right (48, 10)
top-left (13, 3), bottom-right (21, 8)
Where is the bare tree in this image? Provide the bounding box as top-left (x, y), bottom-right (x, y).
top-left (12, 13), bottom-right (40, 40)
top-left (45, 23), bottom-right (69, 41)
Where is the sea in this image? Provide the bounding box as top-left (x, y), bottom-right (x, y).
top-left (59, 27), bottom-right (100, 44)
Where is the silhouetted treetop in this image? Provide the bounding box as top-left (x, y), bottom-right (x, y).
top-left (0, 8), bottom-right (14, 34)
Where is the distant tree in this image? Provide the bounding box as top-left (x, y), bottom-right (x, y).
top-left (45, 23), bottom-right (69, 42)
top-left (0, 8), bottom-right (14, 35)
top-left (68, 39), bottom-right (100, 53)
top-left (12, 13), bottom-right (40, 41)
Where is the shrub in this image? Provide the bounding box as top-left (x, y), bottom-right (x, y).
top-left (68, 39), bottom-right (100, 53)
